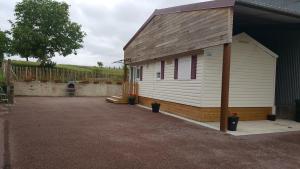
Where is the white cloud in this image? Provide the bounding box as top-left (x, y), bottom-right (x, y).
top-left (1, 0), bottom-right (207, 66)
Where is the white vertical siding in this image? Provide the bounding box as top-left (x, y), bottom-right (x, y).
top-left (139, 55), bottom-right (205, 107)
top-left (137, 33), bottom-right (277, 108)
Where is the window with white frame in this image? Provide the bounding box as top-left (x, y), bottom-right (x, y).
top-left (178, 56), bottom-right (192, 80)
top-left (156, 72), bottom-right (161, 79)
top-left (155, 61), bottom-right (164, 80)
top-left (130, 67), bottom-right (141, 82)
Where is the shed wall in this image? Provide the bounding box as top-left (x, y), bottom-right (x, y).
top-left (244, 29), bottom-right (300, 119)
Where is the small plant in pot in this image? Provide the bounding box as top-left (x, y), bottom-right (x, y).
top-left (228, 112), bottom-right (239, 131)
top-left (128, 95), bottom-right (136, 105)
top-left (151, 102), bottom-right (160, 113)
top-left (295, 99), bottom-right (300, 122)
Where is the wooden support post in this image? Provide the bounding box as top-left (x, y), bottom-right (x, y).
top-left (5, 60), bottom-right (10, 85)
top-left (220, 43), bottom-right (231, 132)
top-left (6, 60), bottom-right (14, 104)
top-left (122, 65), bottom-right (128, 98)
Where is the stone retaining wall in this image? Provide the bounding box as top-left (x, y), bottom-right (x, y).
top-left (14, 81), bottom-right (122, 97)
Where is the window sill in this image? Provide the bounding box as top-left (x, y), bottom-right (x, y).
top-left (175, 79), bottom-right (196, 81)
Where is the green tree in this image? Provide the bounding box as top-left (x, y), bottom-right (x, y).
top-left (97, 61), bottom-right (103, 68)
top-left (10, 0), bottom-right (86, 62)
top-left (0, 30), bottom-right (9, 63)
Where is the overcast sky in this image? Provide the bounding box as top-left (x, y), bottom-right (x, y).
top-left (0, 0), bottom-right (207, 66)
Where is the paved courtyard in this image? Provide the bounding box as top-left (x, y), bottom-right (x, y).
top-left (1, 97), bottom-right (300, 169)
top-left (206, 119), bottom-right (300, 136)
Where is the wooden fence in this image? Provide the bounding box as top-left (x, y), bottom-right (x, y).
top-left (12, 66), bottom-right (123, 83)
top-left (122, 82), bottom-right (138, 97)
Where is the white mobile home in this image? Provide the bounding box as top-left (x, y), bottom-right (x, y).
top-left (129, 33), bottom-right (277, 122)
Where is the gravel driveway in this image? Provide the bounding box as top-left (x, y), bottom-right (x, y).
top-left (2, 97), bottom-right (300, 169)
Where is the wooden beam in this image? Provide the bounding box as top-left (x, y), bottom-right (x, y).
top-left (220, 43), bottom-right (231, 132)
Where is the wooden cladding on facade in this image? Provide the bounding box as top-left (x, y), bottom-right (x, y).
top-left (124, 8), bottom-right (233, 64)
top-left (139, 96), bottom-right (271, 122)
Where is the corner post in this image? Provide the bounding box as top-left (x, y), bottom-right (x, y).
top-left (220, 43), bottom-right (232, 132)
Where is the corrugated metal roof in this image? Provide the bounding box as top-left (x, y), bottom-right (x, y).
top-left (237, 0), bottom-right (300, 17)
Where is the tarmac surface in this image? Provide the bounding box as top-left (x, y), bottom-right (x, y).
top-left (2, 97), bottom-right (300, 169)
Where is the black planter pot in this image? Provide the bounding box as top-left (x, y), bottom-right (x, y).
top-left (151, 103), bottom-right (160, 113)
top-left (296, 100), bottom-right (300, 122)
top-left (267, 114), bottom-right (276, 121)
top-left (128, 97), bottom-right (136, 105)
top-left (228, 116), bottom-right (239, 131)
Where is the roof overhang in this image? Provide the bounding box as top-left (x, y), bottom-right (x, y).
top-left (124, 0), bottom-right (300, 50)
